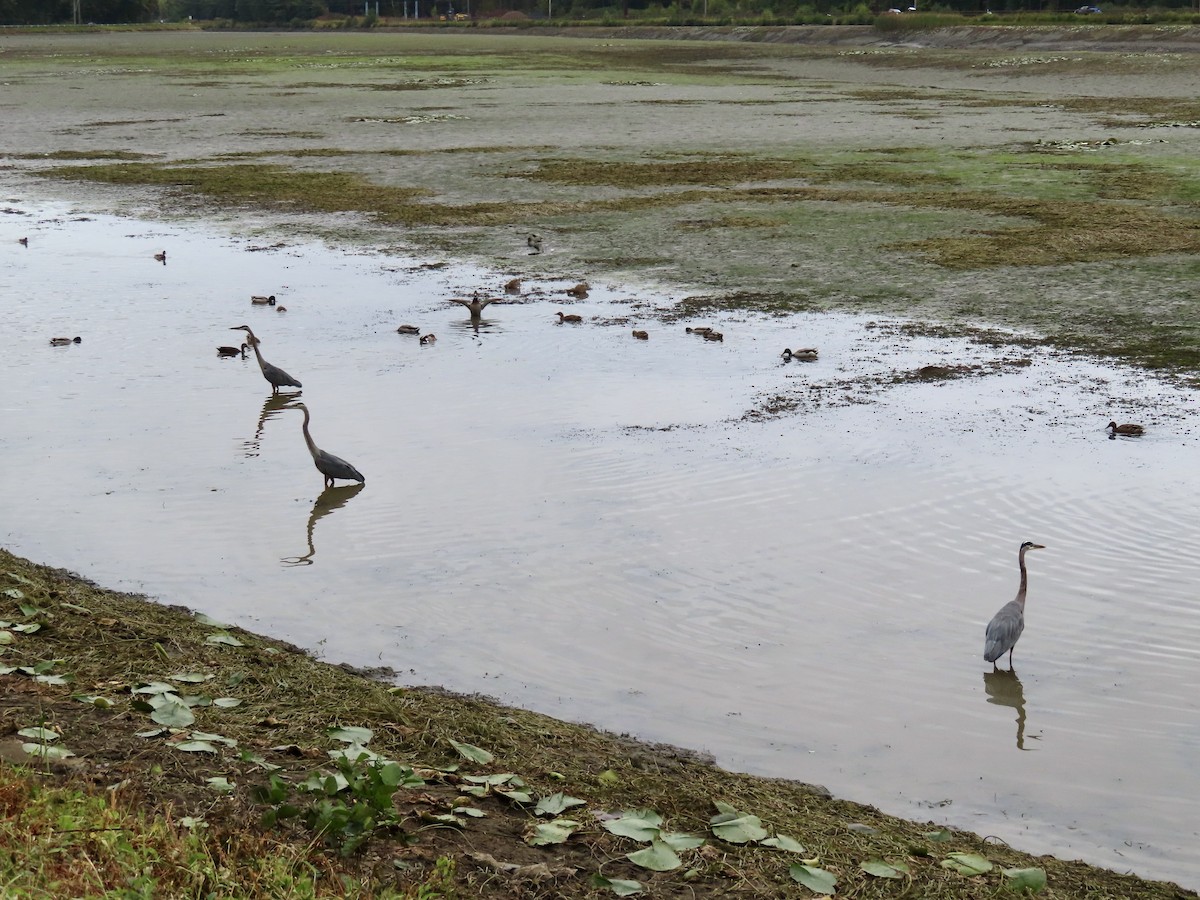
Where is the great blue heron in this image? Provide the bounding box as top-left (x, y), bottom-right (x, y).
top-left (448, 293), bottom-right (501, 319)
top-left (251, 294), bottom-right (276, 306)
top-left (782, 348), bottom-right (818, 362)
top-left (292, 402), bottom-right (365, 488)
top-left (1107, 421), bottom-right (1145, 436)
top-left (230, 325), bottom-right (301, 393)
top-left (555, 311), bottom-right (583, 324)
top-left (984, 541), bottom-right (1046, 669)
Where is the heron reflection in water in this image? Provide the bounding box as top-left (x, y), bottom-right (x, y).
top-left (983, 668), bottom-right (1037, 751)
top-left (243, 392), bottom-right (298, 458)
top-left (281, 483), bottom-right (366, 567)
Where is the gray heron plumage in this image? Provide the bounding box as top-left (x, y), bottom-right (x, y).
top-left (293, 402), bottom-right (365, 488)
top-left (984, 541), bottom-right (1046, 669)
top-left (230, 325), bottom-right (301, 393)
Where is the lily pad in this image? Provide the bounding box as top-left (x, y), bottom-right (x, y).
top-left (449, 738), bottom-right (494, 764)
top-left (626, 839), bottom-right (682, 872)
top-left (710, 801), bottom-right (769, 844)
top-left (175, 740), bottom-right (219, 753)
top-left (194, 612), bottom-right (229, 627)
top-left (2, 588), bottom-right (23, 600)
top-left (213, 697), bottom-right (242, 708)
top-left (72, 693), bottom-right (114, 709)
top-left (206, 776), bottom-right (236, 792)
top-left (22, 743), bottom-right (75, 761)
top-left (149, 695), bottom-right (195, 728)
top-left (602, 809), bottom-right (663, 842)
top-left (761, 834), bottom-right (807, 853)
top-left (590, 874), bottom-right (644, 896)
top-left (925, 828), bottom-right (954, 843)
top-left (205, 633), bottom-right (244, 647)
top-left (789, 863), bottom-right (837, 895)
top-left (134, 682), bottom-right (179, 695)
top-left (535, 792), bottom-right (587, 817)
top-left (17, 727), bottom-right (59, 742)
top-left (525, 818), bottom-right (580, 846)
top-left (0, 632), bottom-right (13, 645)
top-left (942, 852), bottom-right (994, 876)
top-left (861, 859), bottom-right (911, 878)
top-left (1003, 866), bottom-right (1047, 892)
top-left (170, 672), bottom-right (214, 683)
top-left (328, 725), bottom-right (374, 744)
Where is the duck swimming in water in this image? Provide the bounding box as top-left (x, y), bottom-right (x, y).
top-left (556, 311), bottom-right (583, 324)
top-left (420, 333), bottom-right (437, 345)
top-left (1107, 421), bottom-right (1145, 436)
top-left (396, 325), bottom-right (420, 335)
top-left (218, 343), bottom-right (249, 357)
top-left (251, 295), bottom-right (276, 306)
top-left (632, 330), bottom-right (649, 340)
top-left (50, 336), bottom-right (82, 346)
top-left (782, 347), bottom-right (819, 361)
top-left (154, 250), bottom-right (167, 263)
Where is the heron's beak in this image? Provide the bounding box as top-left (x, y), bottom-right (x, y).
top-left (1031, 543), bottom-right (1046, 550)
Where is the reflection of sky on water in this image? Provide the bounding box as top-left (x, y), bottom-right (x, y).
top-left (2, 201), bottom-right (1199, 889)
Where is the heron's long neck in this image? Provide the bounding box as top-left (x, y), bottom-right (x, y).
top-left (1015, 548), bottom-right (1030, 610)
top-left (299, 408), bottom-right (320, 460)
top-left (247, 335), bottom-right (268, 374)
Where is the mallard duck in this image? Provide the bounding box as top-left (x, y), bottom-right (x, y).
top-left (50, 336), bottom-right (81, 346)
top-left (18, 237), bottom-right (28, 247)
top-left (293, 402), bottom-right (365, 489)
top-left (527, 234), bottom-right (543, 254)
top-left (703, 331), bottom-right (724, 342)
top-left (251, 295), bottom-right (276, 306)
top-left (686, 327), bottom-right (712, 335)
top-left (449, 293), bottom-right (500, 318)
top-left (632, 330), bottom-right (649, 340)
top-left (396, 325), bottom-right (420, 335)
top-left (420, 333), bottom-right (437, 345)
top-left (217, 343), bottom-right (249, 357)
top-left (504, 277), bottom-right (522, 295)
top-left (782, 347), bottom-right (818, 361)
top-left (1107, 421), bottom-right (1145, 436)
top-left (556, 311), bottom-right (583, 324)
top-left (230, 325), bottom-right (302, 393)
top-left (565, 282), bottom-right (590, 298)
top-left (154, 250), bottom-right (167, 263)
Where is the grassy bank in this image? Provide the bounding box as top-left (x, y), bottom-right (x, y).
top-left (2, 548), bottom-right (1195, 898)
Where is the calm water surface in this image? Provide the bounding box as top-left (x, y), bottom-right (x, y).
top-left (2, 201), bottom-right (1198, 888)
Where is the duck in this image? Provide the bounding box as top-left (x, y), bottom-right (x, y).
top-left (632, 330), bottom-right (649, 340)
top-left (18, 237), bottom-right (28, 247)
top-left (527, 234), bottom-right (543, 254)
top-left (565, 282), bottom-right (590, 298)
top-left (504, 277), bottom-right (522, 295)
top-left (556, 311), bottom-right (583, 324)
top-left (1107, 421), bottom-right (1145, 436)
top-left (396, 325), bottom-right (420, 335)
top-left (50, 336), bottom-right (82, 346)
top-left (703, 331), bottom-right (724, 342)
top-left (251, 295), bottom-right (276, 306)
top-left (449, 293), bottom-right (501, 318)
top-left (217, 343), bottom-right (249, 357)
top-left (686, 327), bottom-right (712, 335)
top-left (782, 347), bottom-right (819, 361)
top-left (154, 250), bottom-right (167, 263)
top-left (276, 306), bottom-right (287, 313)
top-left (420, 333), bottom-right (437, 345)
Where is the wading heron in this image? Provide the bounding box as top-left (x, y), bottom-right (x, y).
top-left (292, 402), bottom-right (365, 489)
top-left (984, 541), bottom-right (1046, 670)
top-left (230, 325), bottom-right (301, 393)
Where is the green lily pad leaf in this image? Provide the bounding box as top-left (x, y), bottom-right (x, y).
top-left (194, 613), bottom-right (229, 627)
top-left (496, 788), bottom-right (533, 804)
top-left (535, 792), bottom-right (587, 817)
top-left (137, 728), bottom-right (169, 738)
top-left (328, 743), bottom-right (379, 764)
top-left (149, 696), bottom-right (195, 728)
top-left (847, 822), bottom-right (879, 834)
top-left (463, 773), bottom-right (519, 786)
top-left (449, 738), bottom-right (494, 764)
top-left (72, 694), bottom-right (114, 709)
top-left (761, 834), bottom-right (807, 854)
top-left (175, 740), bottom-right (219, 753)
top-left (34, 673), bottom-right (70, 685)
top-left (134, 682), bottom-right (179, 695)
top-left (0, 632), bottom-right (13, 645)
top-left (709, 803), bottom-right (769, 844)
top-left (626, 839), bottom-right (682, 872)
top-left (180, 695), bottom-right (211, 708)
top-left (206, 776), bottom-right (236, 793)
top-left (22, 743), bottom-right (75, 760)
top-left (660, 831), bottom-right (705, 852)
top-left (0, 665), bottom-right (18, 675)
top-left (925, 828), bottom-right (953, 842)
top-left (789, 863), bottom-right (837, 894)
top-left (13, 623), bottom-right (41, 634)
top-left (452, 806), bottom-right (486, 817)
top-left (190, 731), bottom-right (237, 747)
top-left (213, 697), bottom-right (242, 709)
top-left (1003, 867), bottom-right (1047, 892)
top-left (5, 572), bottom-right (34, 585)
top-left (526, 818), bottom-right (580, 846)
top-left (461, 785), bottom-right (487, 798)
top-left (590, 874), bottom-right (644, 896)
top-left (205, 633), bottom-right (244, 647)
top-left (18, 727), bottom-right (59, 742)
top-left (170, 672), bottom-right (214, 683)
top-left (239, 750), bottom-right (281, 772)
top-left (942, 852), bottom-right (993, 876)
top-left (328, 725), bottom-right (373, 745)
top-left (3, 588), bottom-right (23, 600)
top-left (602, 809), bottom-right (663, 842)
top-left (861, 859), bottom-right (910, 878)
top-left (597, 769), bottom-right (620, 787)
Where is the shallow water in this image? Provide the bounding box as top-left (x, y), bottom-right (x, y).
top-left (2, 200), bottom-right (1198, 888)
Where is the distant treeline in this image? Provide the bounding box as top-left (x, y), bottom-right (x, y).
top-left (3, 0), bottom-right (1199, 25)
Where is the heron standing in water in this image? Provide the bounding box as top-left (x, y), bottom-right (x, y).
top-left (984, 541), bottom-right (1046, 670)
top-left (230, 325), bottom-right (301, 393)
top-left (292, 402), bottom-right (365, 488)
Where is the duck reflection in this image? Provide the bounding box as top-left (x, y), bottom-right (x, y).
top-left (983, 668), bottom-right (1036, 751)
top-left (242, 391), bottom-right (299, 458)
top-left (281, 482), bottom-right (365, 567)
